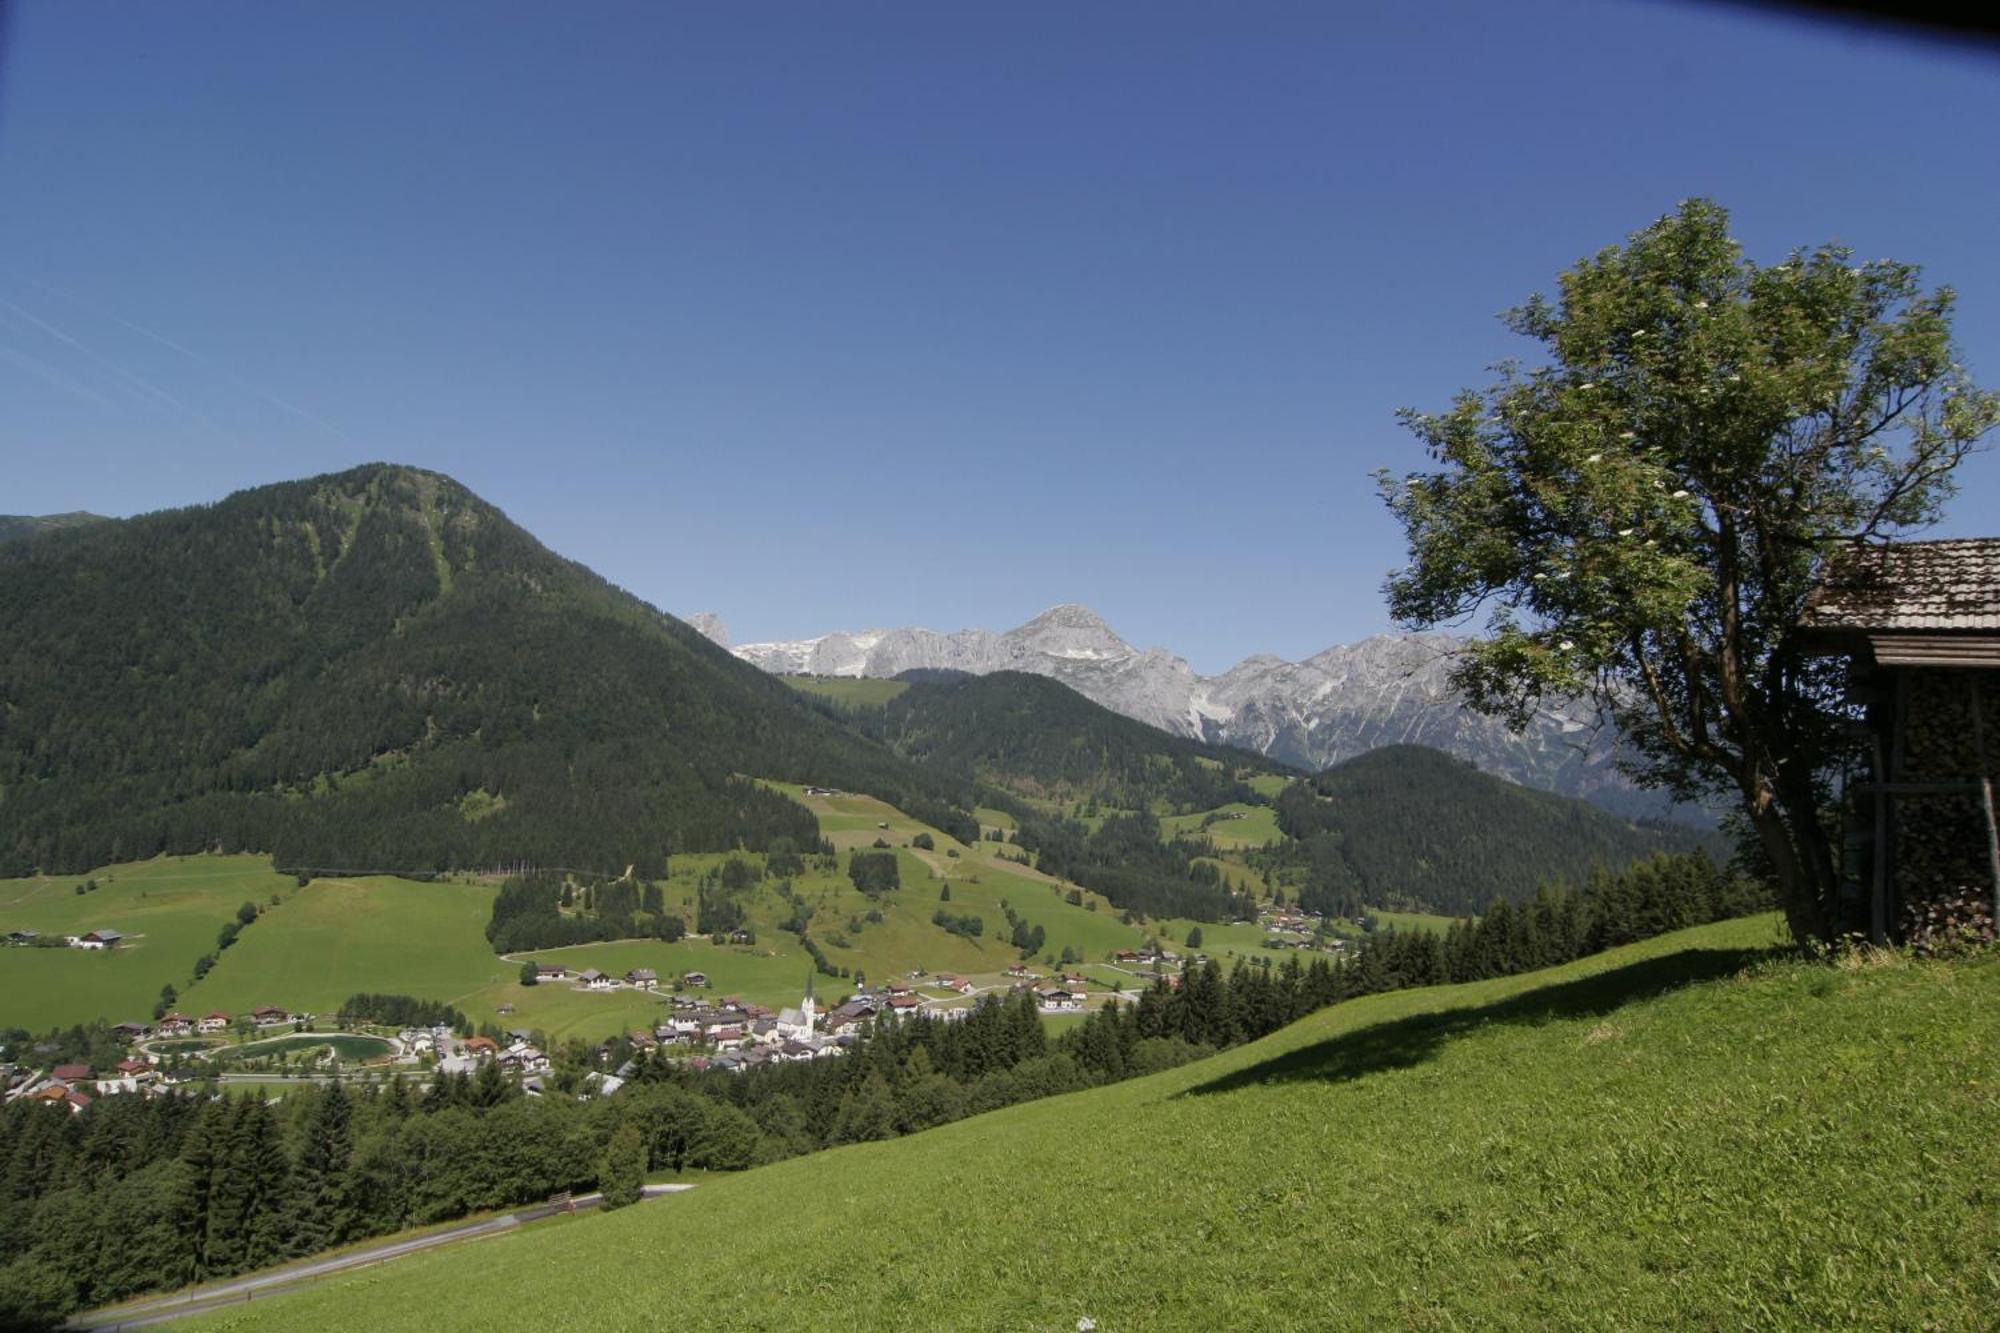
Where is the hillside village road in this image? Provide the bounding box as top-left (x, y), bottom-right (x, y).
top-left (71, 1183), bottom-right (694, 1329)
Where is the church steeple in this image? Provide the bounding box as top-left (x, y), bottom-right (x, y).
top-left (801, 970), bottom-right (817, 1030)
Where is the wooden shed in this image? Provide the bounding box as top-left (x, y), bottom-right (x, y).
top-left (1800, 538), bottom-right (2000, 946)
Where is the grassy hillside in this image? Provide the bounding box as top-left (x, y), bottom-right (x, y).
top-left (0, 464), bottom-right (958, 878)
top-left (180, 876), bottom-right (504, 1020)
top-left (0, 855), bottom-right (292, 1030)
top-left (183, 916), bottom-right (1999, 1330)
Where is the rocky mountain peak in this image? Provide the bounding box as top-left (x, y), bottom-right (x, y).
top-left (685, 612), bottom-right (730, 647)
top-left (715, 605), bottom-right (1686, 820)
top-left (1005, 603), bottom-right (1132, 660)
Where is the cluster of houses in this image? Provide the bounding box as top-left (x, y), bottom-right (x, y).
top-left (531, 963), bottom-right (715, 992)
top-left (141, 1006), bottom-right (307, 1038)
top-left (422, 1026), bottom-right (553, 1078)
top-left (1, 1058), bottom-right (164, 1113)
top-left (1259, 906), bottom-right (1346, 952)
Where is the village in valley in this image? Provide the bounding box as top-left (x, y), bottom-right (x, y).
top-left (1, 895), bottom-right (1351, 1114)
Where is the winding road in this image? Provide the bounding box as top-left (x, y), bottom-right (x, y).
top-left (72, 1183), bottom-right (693, 1329)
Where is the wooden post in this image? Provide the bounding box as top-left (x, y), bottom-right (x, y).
top-left (1968, 680), bottom-right (2000, 933)
top-left (1870, 731), bottom-right (1888, 945)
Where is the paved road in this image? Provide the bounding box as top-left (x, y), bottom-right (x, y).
top-left (73, 1183), bottom-right (693, 1329)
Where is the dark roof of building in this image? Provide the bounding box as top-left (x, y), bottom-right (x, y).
top-left (1802, 539), bottom-right (2000, 634)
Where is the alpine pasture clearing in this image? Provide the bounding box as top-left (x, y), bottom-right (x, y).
top-left (1367, 907), bottom-right (1464, 936)
top-left (182, 875), bottom-right (502, 1020)
top-left (1158, 801), bottom-right (1284, 849)
top-left (188, 914), bottom-right (2000, 1331)
top-left (0, 854), bottom-right (294, 1030)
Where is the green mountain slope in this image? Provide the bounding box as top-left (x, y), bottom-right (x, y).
top-left (1273, 744), bottom-right (1724, 916)
top-left (174, 916), bottom-right (1999, 1331)
top-left (0, 465), bottom-right (955, 876)
top-left (0, 512), bottom-right (109, 544)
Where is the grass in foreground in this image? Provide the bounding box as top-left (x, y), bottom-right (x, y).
top-left (180, 915), bottom-right (2000, 1331)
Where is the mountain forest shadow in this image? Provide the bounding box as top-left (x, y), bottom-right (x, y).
top-left (1183, 946), bottom-right (1776, 1098)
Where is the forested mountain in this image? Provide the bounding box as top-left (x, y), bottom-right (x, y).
top-left (0, 465), bottom-right (961, 876)
top-left (0, 512), bottom-right (108, 544)
top-left (849, 671), bottom-right (1292, 811)
top-left (1267, 745), bottom-right (1723, 917)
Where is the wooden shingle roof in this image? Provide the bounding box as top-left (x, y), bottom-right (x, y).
top-left (1803, 539), bottom-right (2000, 633)
top-left (1802, 538), bottom-right (2000, 667)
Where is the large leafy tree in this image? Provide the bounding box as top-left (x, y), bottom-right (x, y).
top-left (1380, 200), bottom-right (1998, 944)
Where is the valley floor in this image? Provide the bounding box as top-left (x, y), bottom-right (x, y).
top-left (175, 914), bottom-right (2000, 1331)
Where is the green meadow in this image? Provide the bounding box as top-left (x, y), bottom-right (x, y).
top-left (0, 855), bottom-right (294, 1030)
top-left (1367, 907), bottom-right (1463, 936)
top-left (184, 914), bottom-right (2000, 1331)
top-left (182, 876), bottom-right (503, 1021)
top-left (1159, 801), bottom-right (1284, 849)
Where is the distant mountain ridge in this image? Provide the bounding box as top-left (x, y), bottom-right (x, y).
top-left (0, 511), bottom-right (110, 544)
top-left (724, 605), bottom-right (1666, 818)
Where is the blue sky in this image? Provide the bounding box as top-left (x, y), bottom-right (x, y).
top-left (2, 2), bottom-right (1997, 673)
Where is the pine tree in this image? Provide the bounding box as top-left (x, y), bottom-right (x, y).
top-left (289, 1084), bottom-right (354, 1253)
top-left (597, 1125), bottom-right (646, 1209)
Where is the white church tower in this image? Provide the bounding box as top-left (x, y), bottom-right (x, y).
top-left (801, 970), bottom-right (817, 1032)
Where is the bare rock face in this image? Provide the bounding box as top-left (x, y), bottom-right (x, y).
top-left (684, 612), bottom-right (731, 648)
top-left (726, 604), bottom-right (1669, 816)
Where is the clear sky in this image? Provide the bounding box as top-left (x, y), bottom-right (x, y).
top-left (2, 2), bottom-right (1996, 673)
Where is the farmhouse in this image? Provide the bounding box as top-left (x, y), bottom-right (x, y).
top-left (1035, 987), bottom-right (1084, 1013)
top-left (155, 1013), bottom-right (193, 1038)
top-left (6, 929), bottom-right (39, 945)
top-left (682, 971), bottom-right (710, 988)
top-left (1801, 538), bottom-right (2000, 945)
top-left (626, 968), bottom-right (659, 990)
top-left (577, 969), bottom-right (615, 991)
top-left (28, 1085), bottom-right (91, 1115)
top-left (71, 929), bottom-right (123, 950)
top-left (50, 1063), bottom-right (93, 1083)
top-left (462, 1036), bottom-right (499, 1059)
top-left (251, 1006), bottom-right (294, 1027)
top-left (535, 963), bottom-right (572, 982)
top-left (112, 1022), bottom-right (152, 1041)
top-left (198, 1011), bottom-right (231, 1034)
top-left (932, 973), bottom-right (975, 995)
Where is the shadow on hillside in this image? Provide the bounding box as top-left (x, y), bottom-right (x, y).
top-left (1184, 946), bottom-right (1775, 1098)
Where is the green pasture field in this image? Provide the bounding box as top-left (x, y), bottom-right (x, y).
top-left (183, 875), bottom-right (503, 1021)
top-left (1367, 907), bottom-right (1463, 936)
top-left (1158, 802), bottom-right (1284, 849)
top-left (0, 854), bottom-right (295, 1030)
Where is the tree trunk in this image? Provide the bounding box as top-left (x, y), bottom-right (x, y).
top-left (1742, 769), bottom-right (1836, 946)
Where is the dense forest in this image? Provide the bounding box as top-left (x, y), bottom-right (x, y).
top-left (851, 671), bottom-right (1288, 811)
top-left (1261, 745), bottom-right (1724, 917)
top-left (0, 466), bottom-right (975, 877)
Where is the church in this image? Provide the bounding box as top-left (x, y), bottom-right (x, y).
top-left (775, 972), bottom-right (818, 1042)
